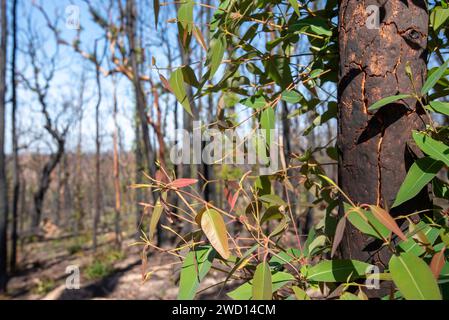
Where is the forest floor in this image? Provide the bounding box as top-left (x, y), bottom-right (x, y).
top-left (2, 232), bottom-right (229, 300)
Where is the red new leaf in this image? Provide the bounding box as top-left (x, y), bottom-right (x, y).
top-left (368, 205), bottom-right (407, 241)
top-left (430, 247), bottom-right (446, 279)
top-left (168, 178), bottom-right (198, 188)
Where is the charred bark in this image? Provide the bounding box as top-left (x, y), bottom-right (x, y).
top-left (10, 0), bottom-right (19, 274)
top-left (0, 0), bottom-right (8, 293)
top-left (338, 0), bottom-right (430, 273)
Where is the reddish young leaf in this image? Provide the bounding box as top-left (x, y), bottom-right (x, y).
top-left (331, 217), bottom-right (346, 258)
top-left (229, 191), bottom-right (239, 211)
top-left (155, 169), bottom-right (169, 184)
top-left (368, 205), bottom-right (407, 241)
top-left (159, 74), bottom-right (173, 93)
top-left (168, 178), bottom-right (198, 188)
top-left (430, 247), bottom-right (446, 279)
top-left (224, 187), bottom-right (232, 205)
top-left (193, 26), bottom-right (207, 51)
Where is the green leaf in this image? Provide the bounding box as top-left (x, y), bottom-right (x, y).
top-left (206, 35), bottom-right (226, 79)
top-left (288, 0), bottom-right (300, 16)
top-left (434, 178), bottom-right (449, 199)
top-left (269, 248), bottom-right (301, 267)
top-left (291, 18), bottom-right (332, 36)
top-left (392, 157), bottom-right (443, 208)
top-left (389, 252), bottom-right (442, 300)
top-left (149, 192), bottom-right (167, 240)
top-left (178, 246), bottom-right (215, 300)
top-left (259, 194), bottom-right (286, 207)
top-left (308, 235), bottom-right (327, 256)
top-left (169, 68), bottom-right (192, 116)
top-left (292, 286), bottom-right (310, 300)
top-left (340, 292), bottom-right (360, 300)
top-left (306, 260), bottom-right (373, 282)
top-left (428, 101), bottom-right (449, 116)
top-left (253, 262), bottom-right (272, 300)
top-left (178, 0), bottom-right (194, 32)
top-left (260, 107), bottom-right (275, 146)
top-left (431, 7), bottom-right (449, 31)
top-left (281, 90), bottom-right (303, 104)
top-left (200, 209), bottom-right (230, 259)
top-left (345, 205), bottom-right (390, 240)
top-left (260, 206), bottom-right (283, 224)
top-left (398, 222), bottom-right (440, 256)
top-left (181, 65), bottom-right (199, 88)
top-left (413, 131), bottom-right (449, 166)
top-left (227, 271), bottom-right (294, 300)
top-left (368, 94), bottom-right (411, 111)
top-left (241, 96), bottom-right (267, 109)
top-left (422, 59), bottom-right (449, 95)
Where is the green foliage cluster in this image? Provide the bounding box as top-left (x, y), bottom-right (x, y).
top-left (144, 0), bottom-right (449, 300)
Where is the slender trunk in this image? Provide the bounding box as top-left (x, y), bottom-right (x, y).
top-left (10, 0), bottom-right (19, 274)
top-left (338, 0), bottom-right (430, 279)
top-left (93, 48), bottom-right (102, 252)
top-left (112, 77), bottom-right (121, 246)
top-left (126, 0), bottom-right (155, 179)
top-left (0, 0), bottom-right (8, 293)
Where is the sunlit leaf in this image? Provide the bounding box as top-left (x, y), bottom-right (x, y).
top-left (260, 107), bottom-right (275, 146)
top-left (413, 131), bottom-right (449, 166)
top-left (431, 7), bottom-right (449, 31)
top-left (206, 35), bottom-right (226, 79)
top-left (422, 59), bottom-right (449, 95)
top-left (306, 260), bottom-right (373, 282)
top-left (345, 205), bottom-right (390, 240)
top-left (281, 90), bottom-right (303, 104)
top-left (368, 94), bottom-right (411, 111)
top-left (178, 0), bottom-right (194, 32)
top-left (288, 0), bottom-right (300, 16)
top-left (169, 68), bottom-right (192, 115)
top-left (368, 205), bottom-right (407, 241)
top-left (149, 192), bottom-right (167, 240)
top-left (392, 157), bottom-right (443, 208)
top-left (429, 101), bottom-right (449, 116)
top-left (253, 262), bottom-right (272, 300)
top-left (389, 252), bottom-right (442, 300)
top-left (200, 209), bottom-right (230, 259)
top-left (292, 286), bottom-right (310, 300)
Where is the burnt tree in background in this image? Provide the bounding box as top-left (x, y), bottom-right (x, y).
top-left (338, 1), bottom-right (430, 267)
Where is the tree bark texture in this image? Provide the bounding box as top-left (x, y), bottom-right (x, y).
top-left (0, 0), bottom-right (8, 293)
top-left (338, 0), bottom-right (430, 267)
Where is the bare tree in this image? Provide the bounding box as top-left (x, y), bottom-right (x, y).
top-left (0, 0), bottom-right (8, 293)
top-left (10, 0), bottom-right (19, 272)
top-left (20, 19), bottom-right (72, 230)
top-left (93, 40), bottom-right (104, 252)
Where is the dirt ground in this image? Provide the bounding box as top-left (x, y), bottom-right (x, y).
top-left (3, 234), bottom-right (228, 300)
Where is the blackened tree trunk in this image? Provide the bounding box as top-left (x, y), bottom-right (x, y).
top-left (338, 0), bottom-right (430, 269)
top-left (10, 0), bottom-right (19, 273)
top-left (0, 0), bottom-right (8, 293)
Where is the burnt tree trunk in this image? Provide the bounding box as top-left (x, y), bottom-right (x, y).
top-left (0, 0), bottom-right (8, 293)
top-left (10, 0), bottom-right (19, 274)
top-left (338, 0), bottom-right (430, 269)
top-left (32, 141), bottom-right (65, 229)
